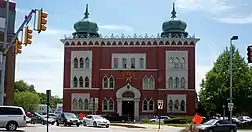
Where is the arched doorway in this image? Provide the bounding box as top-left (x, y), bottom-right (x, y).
top-left (116, 83), bottom-right (141, 121)
top-left (122, 91), bottom-right (135, 121)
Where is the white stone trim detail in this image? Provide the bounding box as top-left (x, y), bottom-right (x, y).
top-left (102, 97), bottom-right (114, 112)
top-left (167, 94), bottom-right (187, 113)
top-left (142, 75), bottom-right (155, 90)
top-left (71, 93), bottom-right (90, 111)
top-left (158, 89), bottom-right (195, 91)
top-left (116, 83), bottom-right (141, 120)
top-left (64, 88), bottom-right (99, 90)
top-left (100, 69), bottom-right (158, 71)
top-left (142, 98), bottom-right (155, 112)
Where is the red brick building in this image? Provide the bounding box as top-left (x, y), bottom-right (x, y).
top-left (61, 4), bottom-right (199, 120)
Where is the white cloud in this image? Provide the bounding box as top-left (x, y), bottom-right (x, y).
top-left (213, 13), bottom-right (252, 24)
top-left (100, 25), bottom-right (134, 32)
top-left (196, 65), bottom-right (211, 93)
top-left (15, 32), bottom-right (64, 97)
top-left (176, 0), bottom-right (252, 24)
top-left (16, 8), bottom-right (31, 14)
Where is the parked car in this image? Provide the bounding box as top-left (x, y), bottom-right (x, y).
top-left (149, 116), bottom-right (170, 123)
top-left (0, 106), bottom-right (27, 131)
top-left (30, 112), bottom-right (55, 125)
top-left (26, 116), bottom-right (32, 123)
top-left (55, 112), bottom-right (81, 127)
top-left (83, 115), bottom-right (110, 128)
top-left (41, 113), bottom-right (58, 119)
top-left (196, 119), bottom-right (237, 132)
top-left (101, 113), bottom-right (127, 123)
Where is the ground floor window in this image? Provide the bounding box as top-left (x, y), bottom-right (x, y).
top-left (102, 98), bottom-right (114, 112)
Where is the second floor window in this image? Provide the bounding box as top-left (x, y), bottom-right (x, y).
top-left (139, 58), bottom-right (144, 68)
top-left (131, 58), bottom-right (135, 68)
top-left (122, 58), bottom-right (127, 68)
top-left (114, 58), bottom-right (118, 68)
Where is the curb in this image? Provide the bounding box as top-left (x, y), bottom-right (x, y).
top-left (110, 123), bottom-right (146, 128)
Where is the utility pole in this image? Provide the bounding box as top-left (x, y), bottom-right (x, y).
top-left (0, 0), bottom-right (9, 106)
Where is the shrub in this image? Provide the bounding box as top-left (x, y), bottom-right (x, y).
top-left (164, 117), bottom-right (192, 124)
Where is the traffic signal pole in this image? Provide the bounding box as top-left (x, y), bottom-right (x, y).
top-left (0, 7), bottom-right (35, 105)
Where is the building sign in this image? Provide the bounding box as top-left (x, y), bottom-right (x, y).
top-left (120, 71), bottom-right (136, 82)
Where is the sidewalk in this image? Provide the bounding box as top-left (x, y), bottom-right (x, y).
top-left (110, 123), bottom-right (184, 131)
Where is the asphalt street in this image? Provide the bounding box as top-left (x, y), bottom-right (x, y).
top-left (0, 124), bottom-right (251, 132)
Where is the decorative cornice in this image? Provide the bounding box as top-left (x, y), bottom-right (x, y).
top-left (158, 88), bottom-right (195, 91)
top-left (63, 88), bottom-right (99, 90)
top-left (60, 33), bottom-right (200, 47)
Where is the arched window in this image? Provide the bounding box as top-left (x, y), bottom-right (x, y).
top-left (174, 100), bottom-right (179, 110)
top-left (122, 91), bottom-right (135, 98)
top-left (114, 58), bottom-right (118, 68)
top-left (85, 57), bottom-right (90, 68)
top-left (181, 77), bottom-right (185, 88)
top-left (109, 99), bottom-right (114, 110)
top-left (143, 99), bottom-right (148, 111)
top-left (103, 98), bottom-right (108, 111)
top-left (103, 76), bottom-right (108, 88)
top-left (84, 99), bottom-right (89, 110)
top-left (180, 57), bottom-right (185, 68)
top-left (74, 58), bottom-right (78, 68)
top-left (131, 58), bottom-right (135, 68)
top-left (181, 100), bottom-right (185, 111)
top-left (174, 57), bottom-right (179, 68)
top-left (139, 58), bottom-right (144, 68)
top-left (72, 99), bottom-right (77, 109)
top-left (142, 77), bottom-right (148, 89)
top-left (149, 99), bottom-right (154, 111)
top-left (73, 76), bottom-right (78, 87)
top-left (109, 77), bottom-right (114, 88)
top-left (175, 77), bottom-right (179, 88)
top-left (168, 100), bottom-right (173, 112)
top-left (79, 77), bottom-right (83, 88)
top-left (122, 58), bottom-right (127, 68)
top-left (78, 99), bottom-right (83, 110)
top-left (169, 77), bottom-right (173, 88)
top-left (84, 77), bottom-right (89, 88)
top-left (79, 57), bottom-right (84, 68)
top-left (168, 57), bottom-right (174, 68)
top-left (149, 76), bottom-right (155, 89)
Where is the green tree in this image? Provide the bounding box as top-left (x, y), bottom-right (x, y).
top-left (37, 93), bottom-right (62, 109)
top-left (14, 80), bottom-right (36, 93)
top-left (199, 45), bottom-right (252, 116)
top-left (14, 91), bottom-right (40, 112)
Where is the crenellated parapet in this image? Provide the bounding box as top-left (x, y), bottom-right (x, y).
top-left (61, 33), bottom-right (200, 47)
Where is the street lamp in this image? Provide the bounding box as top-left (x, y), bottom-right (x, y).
top-left (229, 36), bottom-right (238, 122)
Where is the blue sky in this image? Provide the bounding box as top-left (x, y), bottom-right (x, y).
top-left (13, 0), bottom-right (252, 97)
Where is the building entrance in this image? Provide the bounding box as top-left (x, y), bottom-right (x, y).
top-left (122, 101), bottom-right (134, 121)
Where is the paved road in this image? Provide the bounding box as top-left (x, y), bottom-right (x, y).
top-left (0, 124), bottom-right (251, 132)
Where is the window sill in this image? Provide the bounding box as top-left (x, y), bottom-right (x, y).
top-left (142, 110), bottom-right (154, 113)
top-left (102, 110), bottom-right (114, 112)
top-left (102, 88), bottom-right (114, 90)
top-left (142, 88), bottom-right (155, 90)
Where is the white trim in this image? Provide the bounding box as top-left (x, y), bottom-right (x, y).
top-left (64, 88), bottom-right (99, 90)
top-left (64, 45), bottom-right (196, 48)
top-left (116, 83), bottom-right (141, 98)
top-left (102, 97), bottom-right (114, 112)
top-left (158, 88), bottom-right (195, 91)
top-left (100, 69), bottom-right (158, 71)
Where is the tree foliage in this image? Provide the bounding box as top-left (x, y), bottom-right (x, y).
top-left (14, 80), bottom-right (63, 112)
top-left (199, 45), bottom-right (252, 116)
top-left (14, 91), bottom-right (40, 112)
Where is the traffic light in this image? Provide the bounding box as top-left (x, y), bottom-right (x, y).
top-left (15, 40), bottom-right (22, 54)
top-left (247, 45), bottom-right (252, 63)
top-left (37, 8), bottom-right (48, 33)
top-left (24, 27), bottom-right (33, 45)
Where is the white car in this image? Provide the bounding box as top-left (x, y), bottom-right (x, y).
top-left (0, 106), bottom-right (27, 131)
top-left (149, 116), bottom-right (170, 123)
top-left (83, 115), bottom-right (110, 128)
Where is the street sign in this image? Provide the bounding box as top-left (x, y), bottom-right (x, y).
top-left (157, 100), bottom-right (163, 110)
top-left (228, 103), bottom-right (234, 111)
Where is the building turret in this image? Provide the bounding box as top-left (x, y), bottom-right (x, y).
top-left (72, 4), bottom-right (99, 38)
top-left (161, 3), bottom-right (188, 38)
